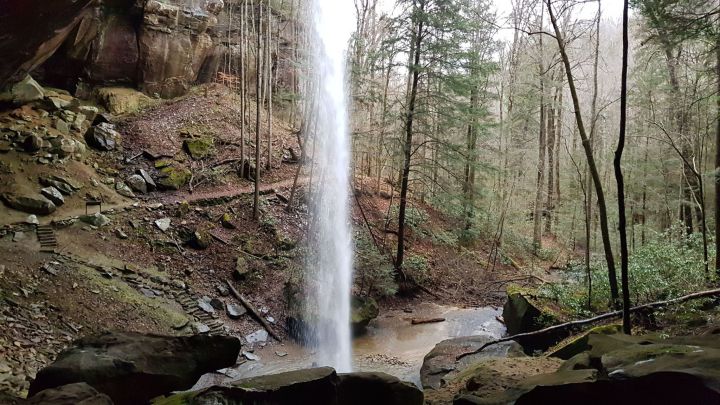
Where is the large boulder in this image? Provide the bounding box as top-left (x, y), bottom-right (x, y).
top-left (337, 372), bottom-right (423, 405)
top-left (155, 367), bottom-right (339, 405)
top-left (84, 123), bottom-right (120, 151)
top-left (420, 335), bottom-right (525, 389)
top-left (94, 87), bottom-right (150, 115)
top-left (156, 166), bottom-right (192, 190)
top-left (502, 285), bottom-right (566, 353)
top-left (25, 383), bottom-right (112, 405)
top-left (1, 193), bottom-right (56, 215)
top-left (10, 75), bottom-right (44, 104)
top-left (28, 332), bottom-right (241, 405)
top-left (351, 296), bottom-right (379, 335)
top-left (183, 137), bottom-right (214, 160)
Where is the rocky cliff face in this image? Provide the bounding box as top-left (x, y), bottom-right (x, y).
top-left (1, 0), bottom-right (226, 98)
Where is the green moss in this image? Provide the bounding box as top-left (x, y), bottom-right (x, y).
top-left (157, 166), bottom-right (191, 190)
top-left (183, 137), bottom-right (214, 160)
top-left (154, 159), bottom-right (173, 169)
top-left (548, 324), bottom-right (623, 360)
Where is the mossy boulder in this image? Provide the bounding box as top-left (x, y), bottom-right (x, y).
top-left (183, 137), bottom-right (214, 160)
top-left (155, 159), bottom-right (173, 169)
top-left (94, 87), bottom-right (150, 115)
top-left (351, 296), bottom-right (379, 335)
top-left (157, 166), bottom-right (191, 190)
top-left (503, 284), bottom-right (565, 353)
top-left (548, 324), bottom-right (623, 360)
top-left (189, 230), bottom-right (211, 250)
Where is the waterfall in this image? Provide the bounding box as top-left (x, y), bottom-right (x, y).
top-left (304, 0), bottom-right (354, 372)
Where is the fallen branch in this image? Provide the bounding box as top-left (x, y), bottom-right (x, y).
top-left (411, 317), bottom-right (445, 325)
top-left (456, 287), bottom-right (720, 360)
top-left (225, 279), bottom-right (282, 342)
top-left (209, 232), bottom-right (229, 245)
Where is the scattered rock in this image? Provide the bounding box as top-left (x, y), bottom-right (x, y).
top-left (221, 212), bottom-right (236, 229)
top-left (84, 123), bottom-right (119, 151)
top-left (115, 228), bottom-right (128, 239)
top-left (183, 137), bottom-right (214, 160)
top-left (137, 169), bottom-right (156, 191)
top-left (226, 303), bottom-right (246, 319)
top-left (28, 331), bottom-right (241, 404)
top-left (10, 75), bottom-right (44, 104)
top-left (80, 213), bottom-right (110, 227)
top-left (41, 263), bottom-right (59, 276)
top-left (275, 351), bottom-right (288, 357)
top-left (26, 214), bottom-right (39, 225)
top-left (39, 177), bottom-right (75, 195)
top-left (193, 323), bottom-right (210, 334)
top-left (115, 182), bottom-right (135, 198)
top-left (189, 230), bottom-right (211, 249)
top-left (210, 298), bottom-right (224, 311)
top-left (45, 96), bottom-right (72, 110)
top-left (245, 329), bottom-right (269, 344)
top-left (125, 174), bottom-right (147, 194)
top-left (216, 284), bottom-right (229, 296)
top-left (40, 187), bottom-right (65, 206)
top-left (242, 351), bottom-right (260, 361)
top-left (155, 218), bottom-right (171, 231)
top-left (198, 297), bottom-right (215, 314)
top-left (95, 87), bottom-right (150, 115)
top-left (234, 256), bottom-right (248, 279)
top-left (1, 193), bottom-right (56, 215)
top-left (22, 133), bottom-right (43, 154)
top-left (55, 119), bottom-right (69, 135)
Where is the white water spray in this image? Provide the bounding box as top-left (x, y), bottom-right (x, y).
top-left (304, 0), bottom-right (354, 372)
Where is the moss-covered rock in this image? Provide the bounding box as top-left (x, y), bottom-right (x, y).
top-left (351, 296), bottom-right (379, 335)
top-left (183, 137), bottom-right (214, 160)
top-left (548, 324), bottom-right (622, 360)
top-left (94, 87), bottom-right (151, 115)
top-left (157, 166), bottom-right (191, 190)
top-left (155, 159), bottom-right (173, 169)
top-left (502, 284), bottom-right (565, 353)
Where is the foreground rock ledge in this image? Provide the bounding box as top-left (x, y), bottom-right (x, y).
top-left (28, 332), bottom-right (241, 405)
top-left (154, 367), bottom-right (424, 405)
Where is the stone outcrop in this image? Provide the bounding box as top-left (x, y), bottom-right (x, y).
top-left (154, 367), bottom-right (423, 405)
top-left (28, 332), bottom-right (241, 405)
top-left (350, 296), bottom-right (379, 335)
top-left (502, 284), bottom-right (566, 353)
top-left (24, 383), bottom-right (113, 405)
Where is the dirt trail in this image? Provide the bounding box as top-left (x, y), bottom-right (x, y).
top-left (161, 177), bottom-right (307, 205)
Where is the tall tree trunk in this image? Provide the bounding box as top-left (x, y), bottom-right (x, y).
top-left (546, 0), bottom-right (620, 306)
top-left (396, 0), bottom-right (425, 274)
top-left (545, 85), bottom-right (557, 234)
top-left (253, 0), bottom-right (262, 219)
top-left (615, 0), bottom-right (631, 334)
top-left (533, 8), bottom-right (546, 251)
top-left (716, 22), bottom-right (720, 279)
top-left (265, 0), bottom-right (273, 171)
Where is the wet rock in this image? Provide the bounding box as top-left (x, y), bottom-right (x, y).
top-left (156, 166), bottom-right (191, 190)
top-left (137, 169), bottom-right (156, 191)
top-left (28, 331), bottom-right (241, 404)
top-left (275, 351), bottom-right (288, 357)
top-left (245, 329), bottom-right (269, 344)
top-left (125, 174), bottom-right (147, 194)
top-left (155, 218), bottom-right (171, 231)
top-left (420, 335), bottom-right (525, 389)
top-left (25, 382), bottom-right (113, 405)
top-left (226, 303), bottom-right (246, 319)
top-left (183, 137), bottom-right (214, 160)
top-left (338, 372), bottom-right (424, 405)
top-left (115, 182), bottom-right (135, 198)
top-left (23, 133), bottom-right (43, 152)
top-left (1, 193), bottom-right (56, 215)
top-left (80, 213), bottom-right (110, 227)
top-left (84, 123), bottom-right (119, 151)
top-left (40, 187), bottom-right (65, 206)
top-left (351, 296), bottom-right (379, 335)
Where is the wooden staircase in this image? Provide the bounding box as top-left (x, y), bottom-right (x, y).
top-left (36, 225), bottom-right (58, 252)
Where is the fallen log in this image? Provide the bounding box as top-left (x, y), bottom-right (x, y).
top-left (411, 317), bottom-right (445, 325)
top-left (225, 279), bottom-right (282, 342)
top-left (456, 287), bottom-right (720, 361)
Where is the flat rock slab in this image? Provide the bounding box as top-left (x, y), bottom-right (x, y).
top-left (28, 331), bottom-right (241, 405)
top-left (245, 329), bottom-right (268, 344)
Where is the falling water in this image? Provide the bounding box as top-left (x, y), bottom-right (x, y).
top-left (304, 0), bottom-right (354, 372)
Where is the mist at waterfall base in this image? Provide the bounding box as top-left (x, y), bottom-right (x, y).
top-left (302, 0), bottom-right (354, 372)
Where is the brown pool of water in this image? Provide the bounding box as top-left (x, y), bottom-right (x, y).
top-left (196, 302), bottom-right (505, 388)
